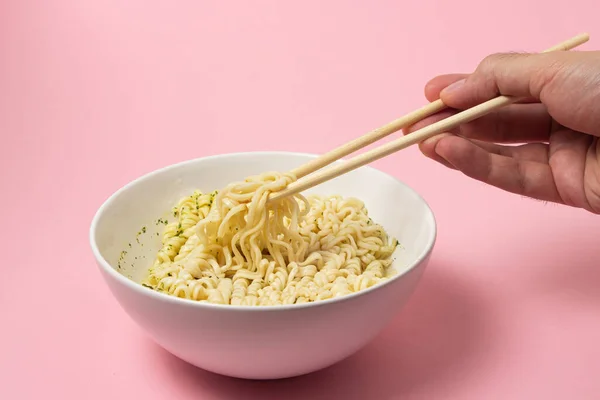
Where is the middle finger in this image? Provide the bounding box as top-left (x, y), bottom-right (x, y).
top-left (404, 102), bottom-right (551, 144)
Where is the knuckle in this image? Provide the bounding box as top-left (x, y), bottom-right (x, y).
top-left (470, 53), bottom-right (526, 99)
top-left (477, 52), bottom-right (523, 74)
top-left (478, 53), bottom-right (501, 70)
top-left (529, 55), bottom-right (567, 98)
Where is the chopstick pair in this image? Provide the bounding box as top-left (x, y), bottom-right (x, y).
top-left (269, 33), bottom-right (590, 202)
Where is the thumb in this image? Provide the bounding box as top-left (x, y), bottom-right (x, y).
top-left (438, 51), bottom-right (600, 136)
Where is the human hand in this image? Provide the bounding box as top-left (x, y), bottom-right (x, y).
top-left (405, 51), bottom-right (600, 214)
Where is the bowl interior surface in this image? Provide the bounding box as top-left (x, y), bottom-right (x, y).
top-left (92, 152), bottom-right (436, 299)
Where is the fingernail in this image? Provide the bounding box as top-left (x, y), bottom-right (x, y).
top-left (422, 136), bottom-right (441, 147)
top-left (422, 132), bottom-right (449, 147)
top-left (441, 79), bottom-right (466, 96)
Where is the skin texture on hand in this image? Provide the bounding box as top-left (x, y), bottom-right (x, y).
top-left (404, 51), bottom-right (600, 214)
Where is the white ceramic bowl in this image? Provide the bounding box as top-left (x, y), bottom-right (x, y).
top-left (90, 152), bottom-right (436, 380)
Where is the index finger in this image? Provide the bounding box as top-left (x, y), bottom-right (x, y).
top-left (438, 51), bottom-right (600, 136)
top-left (425, 73), bottom-right (539, 105)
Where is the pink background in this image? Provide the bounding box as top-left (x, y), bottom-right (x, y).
top-left (2, 1), bottom-right (599, 399)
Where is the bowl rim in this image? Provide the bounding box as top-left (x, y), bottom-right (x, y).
top-left (89, 151), bottom-right (437, 312)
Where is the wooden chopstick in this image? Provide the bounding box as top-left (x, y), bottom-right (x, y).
top-left (290, 100), bottom-right (447, 179)
top-left (271, 33), bottom-right (590, 201)
top-left (289, 33), bottom-right (590, 181)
